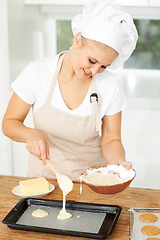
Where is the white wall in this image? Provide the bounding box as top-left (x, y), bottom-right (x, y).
top-left (114, 68), bottom-right (160, 189)
top-left (122, 106), bottom-right (160, 189)
top-left (0, 0), bottom-right (13, 175)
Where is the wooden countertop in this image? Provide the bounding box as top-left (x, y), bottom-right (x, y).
top-left (0, 175), bottom-right (160, 240)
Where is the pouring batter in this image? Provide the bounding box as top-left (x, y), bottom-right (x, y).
top-left (57, 175), bottom-right (73, 220)
top-left (46, 160), bottom-right (73, 219)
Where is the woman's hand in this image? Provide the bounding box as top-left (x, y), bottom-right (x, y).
top-left (118, 161), bottom-right (133, 170)
top-left (26, 129), bottom-right (50, 165)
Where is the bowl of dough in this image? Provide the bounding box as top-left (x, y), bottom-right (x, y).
top-left (80, 164), bottom-right (136, 195)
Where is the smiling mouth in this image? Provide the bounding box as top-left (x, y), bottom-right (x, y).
top-left (83, 69), bottom-right (91, 77)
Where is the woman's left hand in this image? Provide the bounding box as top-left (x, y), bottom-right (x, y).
top-left (118, 161), bottom-right (133, 170)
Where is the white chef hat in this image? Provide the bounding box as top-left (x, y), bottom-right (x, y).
top-left (71, 0), bottom-right (138, 69)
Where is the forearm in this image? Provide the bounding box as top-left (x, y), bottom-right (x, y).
top-left (2, 119), bottom-right (35, 143)
top-left (101, 140), bottom-right (126, 164)
top-left (2, 93), bottom-right (50, 163)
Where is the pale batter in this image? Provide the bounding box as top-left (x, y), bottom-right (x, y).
top-left (32, 209), bottom-right (48, 218)
top-left (82, 172), bottom-right (123, 186)
top-left (57, 175), bottom-right (73, 220)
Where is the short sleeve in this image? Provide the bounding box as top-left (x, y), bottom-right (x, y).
top-left (95, 71), bottom-right (127, 118)
top-left (11, 63), bottom-right (36, 105)
top-left (105, 79), bottom-right (127, 115)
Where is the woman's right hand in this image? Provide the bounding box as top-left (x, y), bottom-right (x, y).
top-left (26, 129), bottom-right (50, 165)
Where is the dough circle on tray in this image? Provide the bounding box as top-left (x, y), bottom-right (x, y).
top-left (141, 225), bottom-right (160, 236)
top-left (139, 213), bottom-right (158, 223)
top-left (32, 209), bottom-right (48, 218)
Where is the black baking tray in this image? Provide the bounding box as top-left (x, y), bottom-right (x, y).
top-left (2, 198), bottom-right (122, 239)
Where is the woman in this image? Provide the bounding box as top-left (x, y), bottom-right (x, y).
top-left (2, 0), bottom-right (138, 181)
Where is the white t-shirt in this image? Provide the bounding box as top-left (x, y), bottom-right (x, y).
top-left (11, 53), bottom-right (126, 119)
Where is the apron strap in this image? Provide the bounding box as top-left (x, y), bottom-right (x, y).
top-left (90, 77), bottom-right (102, 133)
top-left (45, 53), bottom-right (65, 106)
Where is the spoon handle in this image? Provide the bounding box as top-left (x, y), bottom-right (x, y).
top-left (46, 160), bottom-right (61, 177)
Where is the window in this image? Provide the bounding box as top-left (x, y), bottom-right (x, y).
top-left (124, 19), bottom-right (160, 70)
top-left (57, 20), bottom-right (73, 53)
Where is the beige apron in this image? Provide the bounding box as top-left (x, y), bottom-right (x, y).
top-left (28, 54), bottom-right (106, 181)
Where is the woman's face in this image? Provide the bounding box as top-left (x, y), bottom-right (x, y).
top-left (71, 35), bottom-right (118, 81)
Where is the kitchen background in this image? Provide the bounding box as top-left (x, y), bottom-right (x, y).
top-left (0, 0), bottom-right (160, 189)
